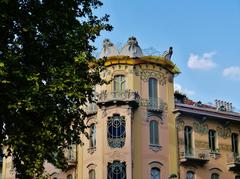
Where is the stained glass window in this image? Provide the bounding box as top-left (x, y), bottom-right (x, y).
top-left (107, 115), bottom-right (126, 148)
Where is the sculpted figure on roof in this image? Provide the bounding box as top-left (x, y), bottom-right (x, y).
top-left (120, 36), bottom-right (143, 58)
top-left (99, 38), bottom-right (119, 58)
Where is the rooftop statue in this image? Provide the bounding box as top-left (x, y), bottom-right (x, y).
top-left (162, 47), bottom-right (173, 60)
top-left (120, 36), bottom-right (143, 58)
top-left (99, 39), bottom-right (119, 58)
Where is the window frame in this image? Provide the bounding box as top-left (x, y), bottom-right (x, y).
top-left (232, 133), bottom-right (239, 154)
top-left (151, 167), bottom-right (160, 179)
top-left (184, 126), bottom-right (193, 155)
top-left (150, 120), bottom-right (159, 145)
top-left (186, 171), bottom-right (195, 179)
top-left (89, 124), bottom-right (96, 148)
top-left (107, 160), bottom-right (126, 179)
top-left (113, 75), bottom-right (126, 93)
top-left (209, 130), bottom-right (217, 152)
top-left (211, 173), bottom-right (219, 179)
top-left (89, 169), bottom-right (96, 179)
top-left (148, 78), bottom-right (158, 107)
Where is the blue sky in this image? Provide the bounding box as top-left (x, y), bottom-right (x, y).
top-left (94, 0), bottom-right (240, 111)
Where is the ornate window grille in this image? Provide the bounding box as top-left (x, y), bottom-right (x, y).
top-left (184, 126), bottom-right (193, 155)
top-left (150, 120), bottom-right (159, 145)
top-left (151, 167), bottom-right (160, 179)
top-left (107, 161), bottom-right (126, 179)
top-left (107, 115), bottom-right (126, 148)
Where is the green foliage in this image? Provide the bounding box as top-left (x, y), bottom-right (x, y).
top-left (0, 0), bottom-right (112, 178)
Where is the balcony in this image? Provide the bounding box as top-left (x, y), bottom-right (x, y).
top-left (65, 145), bottom-right (77, 167)
top-left (97, 90), bottom-right (140, 107)
top-left (140, 97), bottom-right (167, 112)
top-left (179, 148), bottom-right (209, 165)
top-left (227, 153), bottom-right (240, 172)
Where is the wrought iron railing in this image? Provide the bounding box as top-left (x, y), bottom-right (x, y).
top-left (180, 148), bottom-right (209, 161)
top-left (140, 97), bottom-right (167, 111)
top-left (97, 90), bottom-right (140, 104)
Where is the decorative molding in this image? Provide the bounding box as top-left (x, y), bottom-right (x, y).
top-left (195, 140), bottom-right (209, 149)
top-left (87, 147), bottom-right (96, 154)
top-left (176, 120), bottom-right (185, 131)
top-left (193, 122), bottom-right (208, 135)
top-left (146, 112), bottom-right (163, 124)
top-left (219, 144), bottom-right (231, 151)
top-left (178, 138), bottom-right (184, 145)
top-left (134, 69), bottom-right (167, 86)
top-left (149, 144), bottom-right (162, 152)
top-left (217, 127), bottom-right (231, 139)
top-left (149, 161), bottom-right (163, 168)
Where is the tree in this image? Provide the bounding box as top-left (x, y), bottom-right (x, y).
top-left (0, 0), bottom-right (112, 178)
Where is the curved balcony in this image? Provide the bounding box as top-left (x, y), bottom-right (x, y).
top-left (97, 90), bottom-right (140, 107)
top-left (227, 153), bottom-right (240, 172)
top-left (140, 97), bottom-right (167, 112)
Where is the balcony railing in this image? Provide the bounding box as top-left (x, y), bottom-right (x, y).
top-left (227, 153), bottom-right (240, 171)
top-left (179, 148), bottom-right (209, 164)
top-left (97, 90), bottom-right (140, 107)
top-left (65, 145), bottom-right (77, 166)
top-left (140, 97), bottom-right (167, 112)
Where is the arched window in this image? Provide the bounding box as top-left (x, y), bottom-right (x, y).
top-left (67, 174), bottom-right (73, 179)
top-left (209, 130), bottom-right (216, 152)
top-left (108, 161), bottom-right (126, 179)
top-left (232, 133), bottom-right (239, 154)
top-left (149, 78), bottom-right (158, 107)
top-left (107, 115), bottom-right (126, 148)
top-left (151, 167), bottom-right (160, 179)
top-left (184, 126), bottom-right (193, 155)
top-left (89, 169), bottom-right (96, 179)
top-left (150, 120), bottom-right (159, 145)
top-left (114, 75), bottom-right (125, 93)
top-left (89, 124), bottom-right (96, 148)
top-left (211, 173), bottom-right (219, 179)
top-left (186, 171), bottom-right (195, 179)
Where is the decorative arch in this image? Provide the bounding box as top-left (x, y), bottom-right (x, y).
top-left (209, 167), bottom-right (222, 174)
top-left (87, 163), bottom-right (97, 170)
top-left (149, 161), bottom-right (163, 169)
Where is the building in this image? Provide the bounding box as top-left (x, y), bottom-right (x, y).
top-left (2, 37), bottom-right (240, 179)
top-left (175, 93), bottom-right (240, 179)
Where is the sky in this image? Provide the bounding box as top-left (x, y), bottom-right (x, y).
top-left (93, 0), bottom-right (240, 111)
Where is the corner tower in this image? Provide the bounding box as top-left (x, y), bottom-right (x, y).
top-left (78, 37), bottom-right (180, 179)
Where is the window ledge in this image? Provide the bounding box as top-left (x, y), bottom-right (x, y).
top-left (209, 151), bottom-right (221, 159)
top-left (88, 147), bottom-right (96, 154)
top-left (149, 144), bottom-right (162, 152)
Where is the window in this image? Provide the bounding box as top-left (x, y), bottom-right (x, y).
top-left (151, 167), bottom-right (160, 179)
top-left (150, 120), bottom-right (159, 145)
top-left (209, 130), bottom-right (216, 152)
top-left (114, 75), bottom-right (125, 93)
top-left (67, 174), bottom-right (73, 179)
top-left (90, 124), bottom-right (96, 148)
top-left (149, 78), bottom-right (158, 107)
top-left (108, 161), bottom-right (126, 179)
top-left (107, 115), bottom-right (126, 148)
top-left (211, 173), bottom-right (219, 179)
top-left (89, 169), bottom-right (95, 179)
top-left (236, 175), bottom-right (240, 179)
top-left (232, 133), bottom-right (239, 154)
top-left (184, 126), bottom-right (193, 155)
top-left (186, 171), bottom-right (195, 179)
